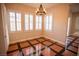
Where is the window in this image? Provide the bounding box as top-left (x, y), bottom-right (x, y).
top-left (16, 13), bottom-right (21, 31)
top-left (9, 12), bottom-right (21, 31)
top-left (25, 14), bottom-right (33, 31)
top-left (36, 15), bottom-right (42, 30)
top-left (45, 15), bottom-right (52, 31)
top-left (9, 12), bottom-right (16, 31)
top-left (25, 14), bottom-right (29, 30)
top-left (29, 14), bottom-right (33, 30)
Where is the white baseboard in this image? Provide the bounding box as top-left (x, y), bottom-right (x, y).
top-left (10, 35), bottom-right (43, 44)
top-left (44, 36), bottom-right (65, 45)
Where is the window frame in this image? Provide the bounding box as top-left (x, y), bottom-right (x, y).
top-left (9, 11), bottom-right (21, 32)
top-left (16, 12), bottom-right (21, 31)
top-left (24, 14), bottom-right (33, 31)
top-left (35, 15), bottom-right (42, 30)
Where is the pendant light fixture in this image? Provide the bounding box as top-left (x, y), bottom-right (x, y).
top-left (36, 4), bottom-right (46, 15)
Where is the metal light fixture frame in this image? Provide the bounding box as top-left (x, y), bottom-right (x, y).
top-left (36, 4), bottom-right (46, 15)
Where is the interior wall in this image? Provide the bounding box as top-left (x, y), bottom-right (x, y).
top-left (1, 4), bottom-right (9, 51)
top-left (70, 12), bottom-right (79, 34)
top-left (44, 4), bottom-right (70, 45)
top-left (5, 4), bottom-right (43, 44)
top-left (5, 4), bottom-right (70, 45)
top-left (0, 4), bottom-right (7, 55)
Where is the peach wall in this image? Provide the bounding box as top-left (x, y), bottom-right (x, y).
top-left (5, 4), bottom-right (43, 44)
top-left (70, 12), bottom-right (79, 34)
top-left (5, 4), bottom-right (70, 45)
top-left (44, 4), bottom-right (70, 45)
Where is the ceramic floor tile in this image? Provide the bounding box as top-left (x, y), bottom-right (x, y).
top-left (22, 47), bottom-right (35, 56)
top-left (29, 40), bottom-right (39, 45)
top-left (38, 39), bottom-right (46, 42)
top-left (8, 44), bottom-right (18, 52)
top-left (72, 43), bottom-right (78, 48)
top-left (50, 44), bottom-right (63, 52)
top-left (55, 42), bottom-right (65, 48)
top-left (74, 39), bottom-right (79, 44)
top-left (34, 43), bottom-right (45, 50)
top-left (67, 46), bottom-right (78, 53)
top-left (43, 41), bottom-right (53, 46)
top-left (46, 39), bottom-right (56, 43)
top-left (20, 41), bottom-right (30, 48)
top-left (7, 50), bottom-right (22, 56)
top-left (62, 50), bottom-right (76, 56)
top-left (41, 47), bottom-right (56, 56)
top-left (7, 38), bottom-right (78, 56)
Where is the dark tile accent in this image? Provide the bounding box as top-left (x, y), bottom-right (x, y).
top-left (27, 40), bottom-right (36, 50)
top-left (71, 44), bottom-right (78, 48)
top-left (62, 50), bottom-right (77, 56)
top-left (55, 42), bottom-right (65, 48)
top-left (7, 37), bottom-right (78, 56)
top-left (55, 48), bottom-right (65, 56)
top-left (67, 36), bottom-right (78, 48)
top-left (19, 41), bottom-right (30, 48)
top-left (42, 41), bottom-right (53, 46)
top-left (17, 43), bottom-right (24, 56)
top-left (67, 49), bottom-right (77, 54)
top-left (7, 49), bottom-right (19, 54)
top-left (49, 44), bottom-right (63, 53)
top-left (67, 46), bottom-right (78, 53)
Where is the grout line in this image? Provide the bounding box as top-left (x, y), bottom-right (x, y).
top-left (67, 49), bottom-right (77, 54)
top-left (48, 43), bottom-right (55, 47)
top-left (73, 42), bottom-right (79, 44)
top-left (7, 49), bottom-right (19, 54)
top-left (67, 37), bottom-right (78, 48)
top-left (29, 47), bottom-right (45, 56)
top-left (20, 46), bottom-right (30, 49)
top-left (20, 41), bottom-right (40, 50)
top-left (54, 43), bottom-right (65, 48)
top-left (27, 40), bottom-right (36, 50)
top-left (37, 39), bottom-right (58, 53)
top-left (55, 48), bottom-right (65, 56)
top-left (71, 45), bottom-right (78, 48)
top-left (49, 47), bottom-right (59, 54)
top-left (17, 43), bottom-right (24, 56)
top-left (7, 37), bottom-right (78, 56)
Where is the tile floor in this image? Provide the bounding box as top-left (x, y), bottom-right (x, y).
top-left (7, 37), bottom-right (78, 56)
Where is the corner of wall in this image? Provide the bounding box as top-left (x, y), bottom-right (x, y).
top-left (44, 35), bottom-right (65, 45)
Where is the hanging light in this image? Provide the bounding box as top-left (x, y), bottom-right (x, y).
top-left (36, 4), bottom-right (46, 15)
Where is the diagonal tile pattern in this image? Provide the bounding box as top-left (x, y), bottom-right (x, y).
top-left (67, 46), bottom-right (78, 53)
top-left (42, 41), bottom-right (53, 46)
top-left (62, 50), bottom-right (77, 56)
top-left (49, 44), bottom-right (63, 52)
top-left (7, 37), bottom-right (79, 56)
top-left (29, 39), bottom-right (39, 45)
top-left (20, 41), bottom-right (30, 48)
top-left (8, 44), bottom-right (18, 52)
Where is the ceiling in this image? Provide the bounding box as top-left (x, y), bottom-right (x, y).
top-left (22, 3), bottom-right (79, 13)
top-left (23, 3), bottom-right (58, 8)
